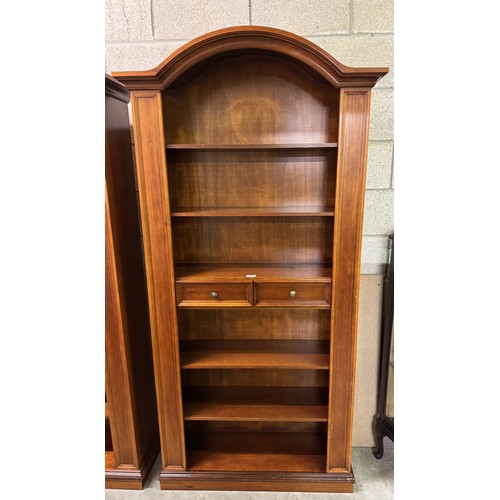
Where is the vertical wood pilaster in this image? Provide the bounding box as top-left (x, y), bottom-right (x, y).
top-left (130, 91), bottom-right (186, 470)
top-left (327, 88), bottom-right (372, 473)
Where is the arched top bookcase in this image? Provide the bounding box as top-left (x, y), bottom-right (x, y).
top-left (112, 26), bottom-right (388, 493)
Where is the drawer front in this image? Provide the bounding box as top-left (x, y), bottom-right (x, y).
top-left (176, 282), bottom-right (253, 308)
top-left (254, 281), bottom-right (331, 308)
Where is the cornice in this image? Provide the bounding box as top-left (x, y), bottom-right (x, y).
top-left (112, 26), bottom-right (389, 91)
top-left (105, 74), bottom-right (130, 103)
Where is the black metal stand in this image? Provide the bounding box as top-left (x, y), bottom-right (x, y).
top-left (372, 235), bottom-right (394, 459)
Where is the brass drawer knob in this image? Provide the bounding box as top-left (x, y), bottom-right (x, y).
top-left (289, 290), bottom-right (297, 298)
top-left (211, 291), bottom-right (218, 299)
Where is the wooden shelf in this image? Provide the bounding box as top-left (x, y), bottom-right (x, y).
top-left (184, 403), bottom-right (327, 422)
top-left (171, 206), bottom-right (334, 217)
top-left (167, 143), bottom-right (337, 150)
top-left (187, 451), bottom-right (325, 472)
top-left (185, 429), bottom-right (326, 472)
top-left (183, 386), bottom-right (328, 422)
top-left (175, 263), bottom-right (332, 282)
top-left (180, 340), bottom-right (329, 370)
top-left (105, 402), bottom-right (109, 418)
top-left (181, 352), bottom-right (329, 370)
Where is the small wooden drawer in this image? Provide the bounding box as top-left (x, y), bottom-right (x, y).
top-left (254, 281), bottom-right (331, 308)
top-left (176, 282), bottom-right (253, 308)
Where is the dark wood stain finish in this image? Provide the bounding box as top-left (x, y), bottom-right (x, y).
top-left (373, 235), bottom-right (394, 458)
top-left (114, 26), bottom-right (387, 492)
top-left (105, 75), bottom-right (159, 489)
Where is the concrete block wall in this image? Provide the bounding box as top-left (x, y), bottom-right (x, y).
top-left (105, 1), bottom-right (393, 446)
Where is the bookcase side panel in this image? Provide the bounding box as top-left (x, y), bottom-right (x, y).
top-left (131, 91), bottom-right (186, 470)
top-left (327, 88), bottom-right (372, 473)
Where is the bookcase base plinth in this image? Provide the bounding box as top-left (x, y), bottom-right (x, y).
top-left (159, 468), bottom-right (355, 493)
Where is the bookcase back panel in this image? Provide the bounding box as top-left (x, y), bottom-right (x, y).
top-left (181, 369), bottom-right (329, 387)
top-left (163, 55), bottom-right (339, 145)
top-left (185, 421), bottom-right (327, 433)
top-left (185, 426), bottom-right (327, 454)
top-left (172, 217), bottom-right (333, 263)
top-left (177, 309), bottom-right (330, 340)
top-left (167, 150), bottom-right (336, 209)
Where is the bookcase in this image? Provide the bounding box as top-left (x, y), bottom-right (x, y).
top-left (113, 26), bottom-right (388, 492)
top-left (105, 75), bottom-right (159, 489)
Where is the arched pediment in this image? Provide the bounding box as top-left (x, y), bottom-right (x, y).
top-left (112, 26), bottom-right (388, 90)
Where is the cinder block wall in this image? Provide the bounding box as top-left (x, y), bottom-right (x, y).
top-left (105, 0), bottom-right (394, 446)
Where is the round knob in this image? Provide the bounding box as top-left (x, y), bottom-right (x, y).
top-left (211, 291), bottom-right (218, 299)
top-left (289, 290), bottom-right (297, 298)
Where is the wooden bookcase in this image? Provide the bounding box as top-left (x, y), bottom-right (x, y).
top-left (105, 75), bottom-right (160, 489)
top-left (113, 26), bottom-right (388, 493)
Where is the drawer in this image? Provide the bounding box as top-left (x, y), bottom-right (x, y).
top-left (254, 281), bottom-right (331, 308)
top-left (176, 282), bottom-right (253, 308)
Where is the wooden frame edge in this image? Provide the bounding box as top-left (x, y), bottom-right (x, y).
top-left (112, 26), bottom-right (388, 91)
top-left (158, 469), bottom-right (355, 492)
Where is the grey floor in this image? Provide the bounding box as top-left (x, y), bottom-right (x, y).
top-left (105, 439), bottom-right (393, 500)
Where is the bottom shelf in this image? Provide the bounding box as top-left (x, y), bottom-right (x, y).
top-left (188, 451), bottom-right (325, 473)
top-left (161, 440), bottom-right (353, 493)
top-left (185, 429), bottom-right (326, 473)
top-left (160, 429), bottom-right (354, 492)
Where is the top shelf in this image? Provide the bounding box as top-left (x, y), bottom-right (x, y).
top-left (166, 143), bottom-right (338, 151)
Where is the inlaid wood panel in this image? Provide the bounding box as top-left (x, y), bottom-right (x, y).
top-left (163, 55), bottom-right (339, 145)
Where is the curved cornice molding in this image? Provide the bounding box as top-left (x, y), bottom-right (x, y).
top-left (112, 26), bottom-right (389, 91)
top-left (105, 73), bottom-right (130, 103)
